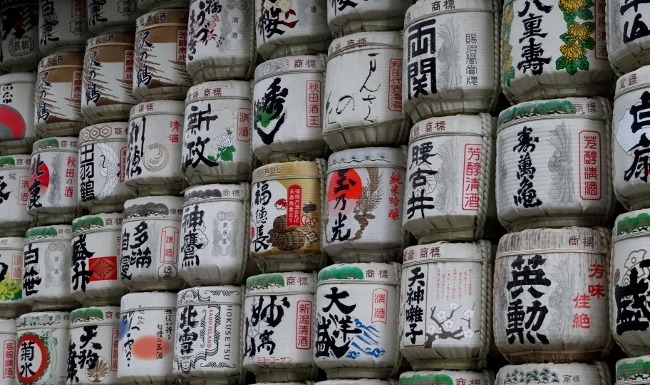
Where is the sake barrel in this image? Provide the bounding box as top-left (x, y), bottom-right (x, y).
top-left (0, 1), bottom-right (39, 72)
top-left (38, 0), bottom-right (92, 55)
top-left (118, 292), bottom-right (177, 385)
top-left (35, 53), bottom-right (85, 138)
top-left (125, 101), bottom-right (185, 196)
top-left (607, 0), bottom-right (650, 74)
top-left (183, 81), bottom-right (253, 184)
top-left (132, 8), bottom-right (191, 102)
top-left (252, 55), bottom-right (327, 163)
top-left (68, 306), bottom-right (120, 385)
top-left (612, 66), bottom-right (650, 210)
top-left (121, 196), bottom-right (184, 292)
top-left (138, 0), bottom-right (189, 11)
top-left (82, 33), bottom-right (138, 124)
top-left (315, 263), bottom-right (401, 379)
top-left (0, 238), bottom-right (29, 318)
top-left (501, 0), bottom-right (614, 103)
top-left (23, 225), bottom-right (78, 311)
top-left (0, 319), bottom-right (16, 385)
top-left (28, 138), bottom-right (80, 225)
top-left (186, 0), bottom-right (255, 82)
top-left (243, 272), bottom-right (317, 382)
top-left (255, 0), bottom-right (330, 60)
top-left (611, 209), bottom-right (650, 356)
top-left (87, 0), bottom-right (139, 34)
top-left (400, 371), bottom-right (494, 385)
top-left (16, 312), bottom-right (70, 385)
top-left (71, 213), bottom-right (127, 306)
top-left (323, 32), bottom-right (408, 151)
top-left (616, 356), bottom-right (650, 384)
top-left (402, 0), bottom-right (500, 122)
top-left (323, 147), bottom-right (406, 263)
top-left (495, 362), bottom-right (611, 385)
top-left (496, 97), bottom-right (614, 231)
top-left (403, 114), bottom-right (497, 243)
top-left (327, 0), bottom-right (410, 35)
top-left (400, 242), bottom-right (493, 370)
top-left (494, 227), bottom-right (612, 364)
top-left (179, 184), bottom-right (249, 286)
top-left (250, 161), bottom-right (325, 273)
top-left (0, 73), bottom-right (36, 154)
top-left (78, 123), bottom-right (133, 213)
top-left (173, 286), bottom-right (244, 384)
top-left (0, 155), bottom-right (32, 234)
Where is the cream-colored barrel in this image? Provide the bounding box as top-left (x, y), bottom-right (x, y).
top-left (0, 238), bottom-right (29, 318)
top-left (400, 371), bottom-right (494, 385)
top-left (243, 272), bottom-right (317, 382)
top-left (87, 0), bottom-right (139, 34)
top-left (400, 242), bottom-right (492, 371)
top-left (494, 227), bottom-right (612, 364)
top-left (0, 73), bottom-right (36, 154)
top-left (403, 0), bottom-right (500, 122)
top-left (252, 55), bottom-right (327, 163)
top-left (315, 263), bottom-right (401, 379)
top-left (186, 0), bottom-right (255, 82)
top-left (607, 0), bottom-right (650, 75)
top-left (501, 0), bottom-right (615, 103)
top-left (616, 356), bottom-right (650, 384)
top-left (611, 209), bottom-right (650, 356)
top-left (179, 184), bottom-right (249, 286)
top-left (0, 155), bottom-right (32, 235)
top-left (323, 147), bottom-right (406, 263)
top-left (120, 196), bottom-right (184, 292)
top-left (496, 97), bottom-right (614, 231)
top-left (16, 312), bottom-right (70, 385)
top-left (327, 0), bottom-right (410, 35)
top-left (78, 122), bottom-right (133, 213)
top-left (38, 0), bottom-right (92, 55)
top-left (35, 53), bottom-right (85, 138)
top-left (82, 33), bottom-right (137, 124)
top-left (0, 319), bottom-right (16, 385)
top-left (255, 0), bottom-right (330, 60)
top-left (496, 362), bottom-right (611, 385)
top-left (125, 101), bottom-right (185, 196)
top-left (613, 67), bottom-right (650, 210)
top-left (403, 114), bottom-right (497, 243)
top-left (323, 32), bottom-right (407, 151)
top-left (0, 1), bottom-right (39, 72)
top-left (183, 81), bottom-right (253, 184)
top-left (250, 161), bottom-right (325, 273)
top-left (132, 8), bottom-right (191, 101)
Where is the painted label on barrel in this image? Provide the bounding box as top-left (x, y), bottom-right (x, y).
top-left (0, 240), bottom-right (23, 304)
top-left (28, 139), bottom-right (79, 213)
top-left (23, 227), bottom-right (73, 304)
top-left (17, 313), bottom-right (70, 385)
top-left (0, 157), bottom-right (32, 228)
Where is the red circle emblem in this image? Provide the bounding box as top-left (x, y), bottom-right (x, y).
top-left (16, 333), bottom-right (49, 384)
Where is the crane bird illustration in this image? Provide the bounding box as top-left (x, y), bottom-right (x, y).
top-left (96, 143), bottom-right (119, 199)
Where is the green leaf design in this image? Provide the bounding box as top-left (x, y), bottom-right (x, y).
top-left (207, 155), bottom-right (218, 162)
top-left (577, 56), bottom-right (590, 70)
top-left (564, 12), bottom-right (576, 23)
top-left (584, 0), bottom-right (594, 8)
top-left (566, 60), bottom-right (578, 75)
top-left (584, 21), bottom-right (595, 29)
top-left (556, 56), bottom-right (568, 70)
top-left (503, 67), bottom-right (516, 86)
top-left (583, 37), bottom-right (595, 50)
top-left (220, 146), bottom-right (236, 162)
top-left (560, 33), bottom-right (573, 44)
top-left (576, 8), bottom-right (593, 20)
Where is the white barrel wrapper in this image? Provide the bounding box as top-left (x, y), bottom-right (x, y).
top-left (607, 0), bottom-right (650, 75)
top-left (495, 362), bottom-right (611, 385)
top-left (0, 73), bottom-right (36, 154)
top-left (137, 0), bottom-right (189, 12)
top-left (0, 155), bottom-right (32, 235)
top-left (327, 0), bottom-right (410, 35)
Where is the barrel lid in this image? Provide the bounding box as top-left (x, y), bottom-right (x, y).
top-left (0, 154), bottom-right (31, 169)
top-left (246, 272), bottom-right (317, 294)
top-left (121, 292), bottom-right (177, 311)
top-left (86, 32), bottom-right (135, 48)
top-left (0, 237), bottom-right (25, 250)
top-left (136, 8), bottom-right (188, 27)
top-left (32, 137), bottom-right (79, 152)
top-left (616, 356), bottom-right (650, 382)
top-left (497, 362), bottom-right (609, 385)
top-left (318, 262), bottom-right (401, 285)
top-left (497, 227), bottom-right (610, 258)
top-left (177, 286), bottom-right (243, 307)
top-left (0, 72), bottom-right (35, 84)
top-left (616, 65), bottom-right (650, 97)
top-left (318, 380), bottom-right (393, 385)
top-left (254, 55), bottom-right (326, 82)
top-left (400, 371), bottom-right (489, 385)
top-left (327, 147), bottom-right (406, 171)
top-left (328, 31), bottom-right (402, 58)
top-left (403, 241), bottom-right (491, 265)
top-left (130, 100), bottom-right (185, 119)
top-left (17, 311), bottom-right (70, 329)
top-left (497, 97), bottom-right (610, 131)
top-left (186, 80), bottom-right (252, 104)
top-left (184, 183), bottom-right (248, 204)
top-left (71, 306), bottom-right (120, 326)
top-left (73, 213), bottom-right (124, 236)
top-left (405, 0), bottom-right (498, 26)
top-left (123, 196), bottom-right (184, 220)
top-left (25, 225), bottom-right (73, 243)
top-left (409, 114), bottom-right (495, 143)
top-left (79, 122), bottom-right (129, 144)
top-left (613, 209), bottom-right (650, 240)
top-left (38, 52), bottom-right (84, 70)
top-left (0, 318), bottom-right (16, 333)
top-left (252, 161), bottom-right (322, 184)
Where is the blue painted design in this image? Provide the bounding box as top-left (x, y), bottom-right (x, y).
top-left (347, 318), bottom-right (385, 358)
